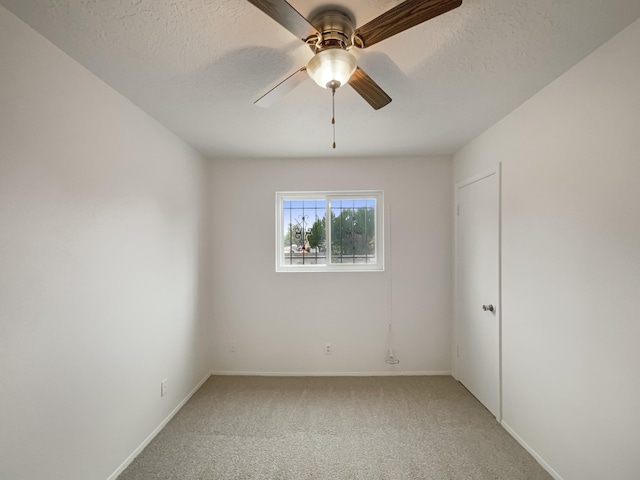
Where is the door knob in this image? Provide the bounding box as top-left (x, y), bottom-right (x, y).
top-left (482, 304), bottom-right (495, 312)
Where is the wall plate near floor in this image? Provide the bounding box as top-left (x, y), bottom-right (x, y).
top-left (160, 378), bottom-right (168, 397)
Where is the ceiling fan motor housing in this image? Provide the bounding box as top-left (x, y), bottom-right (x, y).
top-left (308, 10), bottom-right (355, 53)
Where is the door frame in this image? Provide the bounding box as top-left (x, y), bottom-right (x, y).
top-left (453, 163), bottom-right (502, 422)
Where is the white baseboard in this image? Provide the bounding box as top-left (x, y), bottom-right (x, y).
top-left (106, 372), bottom-right (212, 480)
top-left (501, 421), bottom-right (564, 480)
top-left (210, 370), bottom-right (451, 376)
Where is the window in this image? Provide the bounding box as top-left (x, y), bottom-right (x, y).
top-left (276, 191), bottom-right (384, 272)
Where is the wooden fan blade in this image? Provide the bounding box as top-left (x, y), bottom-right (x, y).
top-left (353, 0), bottom-right (462, 48)
top-left (246, 0), bottom-right (318, 41)
top-left (255, 67), bottom-right (308, 108)
top-left (349, 67), bottom-right (392, 110)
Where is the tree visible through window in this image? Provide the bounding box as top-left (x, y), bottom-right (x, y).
top-left (276, 191), bottom-right (383, 272)
top-left (330, 199), bottom-right (376, 264)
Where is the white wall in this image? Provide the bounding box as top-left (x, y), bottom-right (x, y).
top-left (0, 7), bottom-right (211, 480)
top-left (454, 18), bottom-right (640, 480)
top-left (209, 156), bottom-right (452, 374)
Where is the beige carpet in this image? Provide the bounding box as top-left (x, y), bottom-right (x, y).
top-left (118, 376), bottom-right (552, 479)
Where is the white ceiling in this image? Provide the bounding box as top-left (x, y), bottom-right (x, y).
top-left (3, 0), bottom-right (640, 158)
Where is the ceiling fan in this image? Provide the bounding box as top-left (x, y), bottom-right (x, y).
top-left (248, 0), bottom-right (463, 111)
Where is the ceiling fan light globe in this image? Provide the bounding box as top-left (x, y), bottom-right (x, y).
top-left (307, 49), bottom-right (357, 89)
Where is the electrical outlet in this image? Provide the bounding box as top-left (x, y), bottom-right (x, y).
top-left (325, 343), bottom-right (332, 355)
top-left (230, 341), bottom-right (237, 353)
top-left (161, 378), bottom-right (168, 397)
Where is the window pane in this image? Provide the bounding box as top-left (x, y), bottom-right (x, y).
top-left (277, 191), bottom-right (382, 272)
top-left (282, 199), bottom-right (327, 265)
top-left (330, 198), bottom-right (376, 264)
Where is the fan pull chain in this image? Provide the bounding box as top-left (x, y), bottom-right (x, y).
top-left (331, 86), bottom-right (336, 149)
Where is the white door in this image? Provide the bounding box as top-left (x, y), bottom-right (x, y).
top-left (455, 168), bottom-right (500, 419)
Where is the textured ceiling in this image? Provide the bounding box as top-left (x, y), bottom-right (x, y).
top-left (2, 0), bottom-right (640, 158)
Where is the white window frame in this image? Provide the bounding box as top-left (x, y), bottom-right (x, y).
top-left (276, 190), bottom-right (384, 273)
